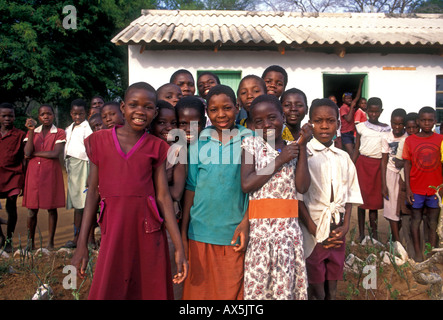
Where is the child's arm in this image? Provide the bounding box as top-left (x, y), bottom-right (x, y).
top-left (323, 203), bottom-right (352, 249)
top-left (404, 159), bottom-right (414, 205)
top-left (351, 78), bottom-right (364, 109)
top-left (381, 153), bottom-right (389, 200)
top-left (241, 146), bottom-right (299, 193)
top-left (168, 163), bottom-right (186, 202)
top-left (71, 162), bottom-right (100, 278)
top-left (23, 118), bottom-right (36, 158)
top-left (298, 200), bottom-right (317, 236)
top-left (294, 124), bottom-right (312, 194)
top-left (32, 142), bottom-right (65, 159)
top-left (180, 189), bottom-right (194, 260)
top-left (153, 161), bottom-right (188, 284)
top-left (231, 207), bottom-right (249, 252)
top-left (352, 132), bottom-right (361, 163)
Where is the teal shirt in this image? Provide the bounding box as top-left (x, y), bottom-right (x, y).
top-left (186, 125), bottom-right (252, 246)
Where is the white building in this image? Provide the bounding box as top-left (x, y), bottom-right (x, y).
top-left (112, 10), bottom-right (443, 124)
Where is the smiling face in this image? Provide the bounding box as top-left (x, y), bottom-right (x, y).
top-left (152, 108), bottom-right (178, 143)
top-left (309, 105), bottom-right (339, 147)
top-left (120, 88), bottom-right (157, 132)
top-left (281, 93), bottom-right (307, 128)
top-left (250, 101), bottom-right (284, 143)
top-left (90, 97), bottom-right (104, 110)
top-left (206, 93), bottom-right (238, 138)
top-left (101, 104), bottom-right (124, 129)
top-left (38, 106), bottom-right (54, 127)
top-left (177, 107), bottom-right (204, 144)
top-left (263, 71), bottom-right (285, 98)
top-left (367, 104), bottom-right (383, 124)
top-left (0, 108), bottom-right (15, 130)
top-left (157, 84), bottom-right (183, 107)
top-left (197, 74), bottom-right (218, 99)
top-left (237, 78), bottom-right (266, 112)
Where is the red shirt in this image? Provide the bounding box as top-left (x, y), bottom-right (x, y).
top-left (402, 133), bottom-right (443, 195)
top-left (339, 104), bottom-right (355, 133)
top-left (0, 127), bottom-right (25, 192)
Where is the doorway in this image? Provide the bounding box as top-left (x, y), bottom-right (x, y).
top-left (323, 73), bottom-right (368, 106)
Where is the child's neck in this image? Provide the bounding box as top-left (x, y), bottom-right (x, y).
top-left (285, 122), bottom-right (301, 139)
top-left (214, 125), bottom-right (237, 142)
top-left (0, 125), bottom-right (12, 135)
top-left (417, 130), bottom-right (434, 137)
top-left (368, 119), bottom-right (381, 126)
top-left (393, 130), bottom-right (405, 138)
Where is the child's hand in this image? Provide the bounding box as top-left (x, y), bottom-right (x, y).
top-left (382, 184), bottom-right (389, 200)
top-left (278, 143), bottom-right (299, 164)
top-left (173, 250), bottom-right (188, 284)
top-left (25, 118), bottom-right (37, 130)
top-left (406, 188), bottom-right (415, 205)
top-left (231, 215), bottom-right (249, 252)
top-left (297, 123), bottom-right (313, 146)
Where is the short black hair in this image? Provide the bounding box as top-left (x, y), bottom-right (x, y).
top-left (309, 98), bottom-right (339, 119)
top-left (124, 82), bottom-right (156, 103)
top-left (175, 96), bottom-right (206, 124)
top-left (90, 95), bottom-right (104, 102)
top-left (367, 97), bottom-right (383, 110)
top-left (250, 94), bottom-right (283, 114)
top-left (391, 108), bottom-right (407, 122)
top-left (418, 106), bottom-right (436, 118)
top-left (71, 98), bottom-right (87, 111)
top-left (197, 71), bottom-right (220, 84)
top-left (101, 101), bottom-right (121, 114)
top-left (152, 100), bottom-right (176, 124)
top-left (0, 102), bottom-right (14, 110)
top-left (206, 84), bottom-right (236, 106)
top-left (262, 65), bottom-right (288, 87)
top-left (237, 75), bottom-right (267, 95)
top-left (170, 69), bottom-right (194, 83)
top-left (280, 88), bottom-right (308, 110)
top-left (88, 112), bottom-right (102, 123)
top-left (405, 112), bottom-right (418, 123)
top-left (38, 104), bottom-right (55, 114)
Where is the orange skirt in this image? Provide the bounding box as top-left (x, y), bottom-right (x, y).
top-left (182, 239), bottom-right (245, 300)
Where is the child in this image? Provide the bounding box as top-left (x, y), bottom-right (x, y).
top-left (241, 94), bottom-right (311, 300)
top-left (403, 106), bottom-right (443, 261)
top-left (101, 101), bottom-right (124, 129)
top-left (151, 100), bottom-right (187, 300)
top-left (181, 85), bottom-right (252, 300)
top-left (170, 69), bottom-right (195, 97)
top-left (88, 113), bottom-right (103, 132)
top-left (71, 82), bottom-right (188, 300)
top-left (299, 98), bottom-right (362, 300)
top-left (261, 65), bottom-right (288, 98)
top-left (381, 108), bottom-right (408, 243)
top-left (22, 105), bottom-right (66, 250)
top-left (394, 112), bottom-right (419, 257)
top-left (157, 83), bottom-right (183, 107)
top-left (88, 95), bottom-right (105, 118)
top-left (352, 97), bottom-right (391, 242)
top-left (64, 99), bottom-right (93, 248)
top-left (236, 75), bottom-right (267, 128)
top-left (339, 78), bottom-right (364, 156)
top-left (0, 103), bottom-right (25, 252)
top-left (280, 88), bottom-right (308, 141)
top-left (175, 96), bottom-right (207, 146)
top-left (196, 71), bottom-right (220, 100)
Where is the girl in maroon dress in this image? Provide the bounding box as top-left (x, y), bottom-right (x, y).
top-left (22, 104), bottom-right (66, 250)
top-left (72, 82), bottom-right (188, 300)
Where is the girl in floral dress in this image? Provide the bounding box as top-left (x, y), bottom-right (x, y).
top-left (241, 94), bottom-right (312, 300)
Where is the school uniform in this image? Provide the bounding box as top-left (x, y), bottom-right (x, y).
top-left (300, 138), bottom-right (362, 283)
top-left (64, 120), bottom-right (92, 210)
top-left (182, 124), bottom-right (252, 300)
top-left (0, 127), bottom-right (25, 197)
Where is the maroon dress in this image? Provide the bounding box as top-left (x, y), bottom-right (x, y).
top-left (0, 127), bottom-right (25, 196)
top-left (85, 126), bottom-right (173, 300)
top-left (22, 126), bottom-right (66, 209)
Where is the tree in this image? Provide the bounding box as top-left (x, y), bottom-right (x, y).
top-left (157, 0), bottom-right (257, 10)
top-left (0, 0), bottom-right (157, 128)
top-left (413, 0), bottom-right (443, 12)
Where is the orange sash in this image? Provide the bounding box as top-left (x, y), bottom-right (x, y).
top-left (248, 198), bottom-right (299, 219)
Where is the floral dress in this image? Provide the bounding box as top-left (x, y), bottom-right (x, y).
top-left (242, 135), bottom-right (308, 300)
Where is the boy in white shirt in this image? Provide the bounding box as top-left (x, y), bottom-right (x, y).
top-left (299, 98), bottom-right (363, 300)
top-left (64, 99), bottom-right (93, 248)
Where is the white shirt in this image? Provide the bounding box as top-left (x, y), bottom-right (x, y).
top-left (300, 138), bottom-right (363, 258)
top-left (356, 121), bottom-right (391, 159)
top-left (64, 120), bottom-right (92, 161)
top-left (382, 131), bottom-right (408, 174)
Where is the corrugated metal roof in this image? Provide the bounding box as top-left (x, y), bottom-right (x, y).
top-left (111, 10), bottom-right (443, 47)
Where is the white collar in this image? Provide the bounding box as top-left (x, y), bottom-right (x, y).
top-left (309, 137), bottom-right (340, 153)
top-left (34, 124), bottom-right (58, 134)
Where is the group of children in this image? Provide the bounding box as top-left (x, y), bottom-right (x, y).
top-left (0, 65), bottom-right (442, 300)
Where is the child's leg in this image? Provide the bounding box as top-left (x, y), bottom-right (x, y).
top-left (410, 207), bottom-right (424, 261)
top-left (426, 207), bottom-right (440, 250)
top-left (325, 280), bottom-right (338, 300)
top-left (369, 209), bottom-right (378, 240)
top-left (73, 208), bottom-right (84, 245)
top-left (388, 219), bottom-right (400, 242)
top-left (47, 209), bottom-right (58, 249)
top-left (357, 207), bottom-right (366, 242)
top-left (308, 282), bottom-right (326, 300)
top-left (5, 195), bottom-right (18, 240)
top-left (27, 209), bottom-right (39, 250)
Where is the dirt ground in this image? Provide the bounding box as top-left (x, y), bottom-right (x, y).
top-left (0, 170), bottom-right (441, 300)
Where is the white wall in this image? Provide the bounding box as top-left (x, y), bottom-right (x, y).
top-left (128, 45), bottom-right (443, 124)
